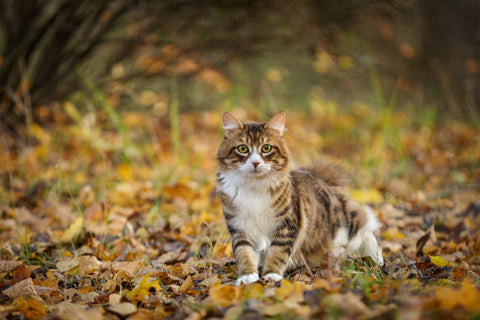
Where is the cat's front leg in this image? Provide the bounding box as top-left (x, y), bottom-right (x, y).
top-left (231, 232), bottom-right (260, 286)
top-left (262, 231), bottom-right (297, 282)
top-left (262, 244), bottom-right (291, 282)
top-left (262, 215), bottom-right (298, 282)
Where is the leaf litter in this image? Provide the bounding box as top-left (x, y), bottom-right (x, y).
top-left (0, 107), bottom-right (479, 319)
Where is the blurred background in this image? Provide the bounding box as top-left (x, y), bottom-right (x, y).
top-left (1, 0), bottom-right (479, 203)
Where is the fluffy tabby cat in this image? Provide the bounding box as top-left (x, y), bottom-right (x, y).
top-left (216, 112), bottom-right (383, 286)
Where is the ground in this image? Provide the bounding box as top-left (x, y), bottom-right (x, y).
top-left (0, 106), bottom-right (479, 319)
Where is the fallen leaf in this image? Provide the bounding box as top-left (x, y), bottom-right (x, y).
top-left (49, 301), bottom-right (105, 320)
top-left (3, 278), bottom-right (37, 299)
top-left (209, 284), bottom-right (240, 307)
top-left (382, 227), bottom-right (405, 240)
top-left (434, 280), bottom-right (480, 312)
top-left (124, 275), bottom-right (161, 302)
top-left (199, 275), bottom-right (222, 287)
top-left (16, 296), bottom-right (46, 320)
top-left (57, 258), bottom-right (79, 273)
top-left (350, 189), bottom-right (383, 205)
top-left (0, 260), bottom-right (22, 272)
top-left (105, 302), bottom-right (137, 317)
top-left (11, 264), bottom-right (31, 285)
top-left (323, 292), bottom-right (370, 318)
top-left (33, 270), bottom-right (58, 288)
top-left (61, 216), bottom-right (84, 242)
top-left (111, 261), bottom-right (144, 277)
top-left (78, 185), bottom-right (95, 208)
top-left (261, 303), bottom-right (290, 316)
top-left (240, 282), bottom-right (264, 300)
top-left (109, 293), bottom-right (122, 304)
top-left (212, 242), bottom-right (233, 259)
top-left (178, 275), bottom-right (193, 293)
top-left (429, 255), bottom-right (449, 267)
top-left (275, 280), bottom-right (305, 301)
top-left (79, 255), bottom-right (101, 276)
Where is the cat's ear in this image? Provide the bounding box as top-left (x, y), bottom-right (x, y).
top-left (222, 112), bottom-right (243, 136)
top-left (265, 112), bottom-right (286, 135)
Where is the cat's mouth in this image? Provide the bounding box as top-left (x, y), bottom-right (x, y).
top-left (248, 167), bottom-right (270, 177)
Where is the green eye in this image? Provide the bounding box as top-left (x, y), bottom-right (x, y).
top-left (261, 144), bottom-right (272, 153)
top-left (237, 145), bottom-right (249, 154)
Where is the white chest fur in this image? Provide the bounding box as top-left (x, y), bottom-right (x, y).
top-left (218, 172), bottom-right (276, 252)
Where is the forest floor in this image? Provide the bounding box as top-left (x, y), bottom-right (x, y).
top-left (1, 105), bottom-right (479, 319)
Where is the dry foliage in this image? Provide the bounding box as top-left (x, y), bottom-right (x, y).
top-left (1, 105), bottom-right (479, 319)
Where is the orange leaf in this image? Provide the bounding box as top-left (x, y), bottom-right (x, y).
top-left (240, 282), bottom-right (264, 300)
top-left (11, 264), bottom-right (31, 285)
top-left (16, 297), bottom-right (46, 320)
top-left (209, 284), bottom-right (240, 307)
top-left (435, 280), bottom-right (480, 312)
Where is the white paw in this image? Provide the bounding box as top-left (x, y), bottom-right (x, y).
top-left (263, 273), bottom-right (283, 283)
top-left (236, 273), bottom-right (260, 286)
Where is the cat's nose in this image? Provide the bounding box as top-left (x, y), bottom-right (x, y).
top-left (252, 161), bottom-right (260, 168)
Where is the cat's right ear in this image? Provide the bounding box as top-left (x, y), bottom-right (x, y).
top-left (222, 112), bottom-right (243, 137)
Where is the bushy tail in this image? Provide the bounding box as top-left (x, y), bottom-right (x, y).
top-left (303, 161), bottom-right (349, 186)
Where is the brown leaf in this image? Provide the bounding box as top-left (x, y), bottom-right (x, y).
top-left (111, 260), bottom-right (143, 277)
top-left (11, 264), bottom-right (31, 285)
top-left (78, 185), bottom-right (95, 207)
top-left (416, 231), bottom-right (430, 257)
top-left (323, 292), bottom-right (370, 318)
top-left (83, 202), bottom-right (107, 223)
top-left (15, 207), bottom-right (51, 232)
top-left (56, 258), bottom-right (79, 273)
top-left (178, 275), bottom-right (194, 294)
top-left (0, 260), bottom-right (22, 272)
top-left (50, 301), bottom-right (106, 320)
top-left (3, 278), bottom-right (37, 299)
top-left (105, 302), bottom-right (137, 317)
top-left (16, 296), bottom-right (46, 320)
top-left (79, 255), bottom-right (101, 276)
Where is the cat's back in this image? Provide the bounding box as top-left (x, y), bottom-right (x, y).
top-left (295, 161), bottom-right (348, 186)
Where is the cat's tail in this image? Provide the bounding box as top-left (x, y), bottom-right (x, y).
top-left (304, 161), bottom-right (349, 186)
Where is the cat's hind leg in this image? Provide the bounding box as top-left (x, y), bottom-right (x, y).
top-left (360, 231), bottom-right (384, 266)
top-left (359, 207), bottom-right (384, 265)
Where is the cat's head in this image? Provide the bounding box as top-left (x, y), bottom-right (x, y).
top-left (216, 112), bottom-right (290, 181)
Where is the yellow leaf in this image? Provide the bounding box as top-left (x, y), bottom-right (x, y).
top-left (124, 275), bottom-right (161, 302)
top-left (16, 297), bottom-right (46, 320)
top-left (39, 271), bottom-right (58, 288)
top-left (274, 280), bottom-right (306, 301)
top-left (429, 255), bottom-right (449, 267)
top-left (61, 216), bottom-right (84, 242)
top-left (209, 284), bottom-right (240, 307)
top-left (350, 189), bottom-right (383, 205)
top-left (382, 227), bottom-right (405, 240)
top-left (240, 282), bottom-right (264, 300)
top-left (212, 242), bottom-right (233, 259)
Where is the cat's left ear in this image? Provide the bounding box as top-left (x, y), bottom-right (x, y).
top-left (222, 112), bottom-right (243, 137)
top-left (265, 112), bottom-right (286, 135)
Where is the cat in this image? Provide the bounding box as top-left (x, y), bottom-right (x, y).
top-left (216, 111), bottom-right (383, 286)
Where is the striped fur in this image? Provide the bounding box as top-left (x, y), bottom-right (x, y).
top-left (216, 112), bottom-right (383, 285)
